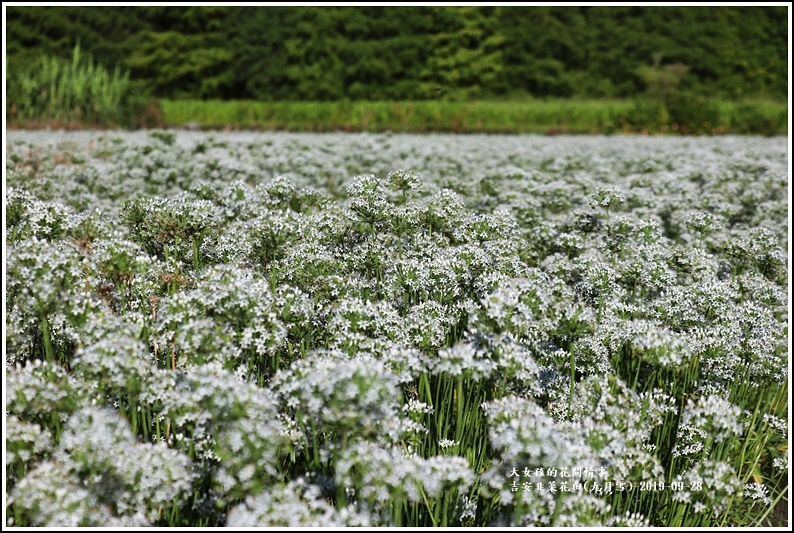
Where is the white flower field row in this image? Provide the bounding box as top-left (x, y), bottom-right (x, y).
top-left (4, 130), bottom-right (789, 526)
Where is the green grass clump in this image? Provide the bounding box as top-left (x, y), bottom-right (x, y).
top-left (6, 43), bottom-right (143, 127)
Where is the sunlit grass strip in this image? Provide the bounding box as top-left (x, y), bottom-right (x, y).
top-left (160, 99), bottom-right (633, 133)
top-left (159, 98), bottom-right (788, 134)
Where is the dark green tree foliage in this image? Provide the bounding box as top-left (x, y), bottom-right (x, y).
top-left (285, 9), bottom-right (346, 100)
top-left (421, 7), bottom-right (504, 100)
top-left (122, 7), bottom-right (233, 99)
top-left (496, 8), bottom-right (575, 97)
top-left (6, 7), bottom-right (151, 75)
top-left (338, 8), bottom-right (428, 100)
top-left (5, 6), bottom-right (789, 101)
top-left (222, 8), bottom-right (295, 100)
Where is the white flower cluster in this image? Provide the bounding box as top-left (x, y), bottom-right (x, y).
top-left (680, 394), bottom-right (743, 443)
top-left (8, 407), bottom-right (193, 526)
top-left (274, 353), bottom-right (404, 443)
top-left (153, 264), bottom-right (292, 375)
top-left (226, 480), bottom-right (373, 527)
top-left (335, 440), bottom-right (474, 511)
top-left (5, 131), bottom-right (787, 527)
top-left (671, 460), bottom-right (744, 517)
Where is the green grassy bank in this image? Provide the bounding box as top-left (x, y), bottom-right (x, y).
top-left (157, 98), bottom-right (788, 135)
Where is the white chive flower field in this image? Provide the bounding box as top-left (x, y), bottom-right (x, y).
top-left (4, 130), bottom-right (789, 527)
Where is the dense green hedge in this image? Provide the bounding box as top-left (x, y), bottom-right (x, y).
top-left (6, 6), bottom-right (788, 102)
